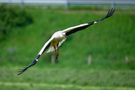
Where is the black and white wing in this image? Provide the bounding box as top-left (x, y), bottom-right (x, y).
top-left (63, 8), bottom-right (115, 36)
top-left (93, 8), bottom-right (115, 23)
top-left (17, 38), bottom-right (53, 75)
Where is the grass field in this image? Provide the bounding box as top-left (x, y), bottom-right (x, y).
top-left (0, 67), bottom-right (135, 90)
top-left (0, 5), bottom-right (135, 90)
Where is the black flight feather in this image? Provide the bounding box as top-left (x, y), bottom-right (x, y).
top-left (94, 8), bottom-right (115, 23)
top-left (66, 8), bottom-right (115, 36)
top-left (17, 55), bottom-right (40, 75)
top-left (17, 39), bottom-right (51, 75)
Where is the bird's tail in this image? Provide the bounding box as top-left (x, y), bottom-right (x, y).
top-left (17, 55), bottom-right (40, 75)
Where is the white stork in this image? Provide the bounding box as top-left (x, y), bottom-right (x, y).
top-left (18, 8), bottom-right (115, 75)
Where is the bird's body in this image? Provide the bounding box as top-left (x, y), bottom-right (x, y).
top-left (18, 8), bottom-right (115, 75)
top-left (51, 31), bottom-right (66, 47)
top-left (46, 31), bottom-right (66, 53)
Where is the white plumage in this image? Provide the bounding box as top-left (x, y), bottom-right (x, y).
top-left (46, 31), bottom-right (66, 53)
top-left (18, 8), bottom-right (115, 75)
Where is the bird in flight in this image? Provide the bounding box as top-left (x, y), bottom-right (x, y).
top-left (18, 8), bottom-right (115, 75)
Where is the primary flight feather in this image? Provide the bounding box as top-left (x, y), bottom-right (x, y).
top-left (18, 8), bottom-right (115, 75)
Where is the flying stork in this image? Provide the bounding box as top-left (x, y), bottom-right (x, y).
top-left (18, 8), bottom-right (115, 75)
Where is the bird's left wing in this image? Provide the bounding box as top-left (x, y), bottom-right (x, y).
top-left (63, 8), bottom-right (115, 36)
top-left (17, 37), bottom-right (53, 75)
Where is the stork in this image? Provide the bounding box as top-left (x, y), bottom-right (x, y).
top-left (18, 8), bottom-right (115, 75)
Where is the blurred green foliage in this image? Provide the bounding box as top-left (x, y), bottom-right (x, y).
top-left (0, 4), bottom-right (33, 40)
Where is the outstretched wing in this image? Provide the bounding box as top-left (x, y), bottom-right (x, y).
top-left (64, 8), bottom-right (115, 36)
top-left (17, 55), bottom-right (40, 75)
top-left (17, 38), bottom-right (52, 75)
top-left (93, 8), bottom-right (115, 24)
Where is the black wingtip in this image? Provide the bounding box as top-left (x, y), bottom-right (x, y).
top-left (17, 59), bottom-right (38, 75)
top-left (94, 8), bottom-right (115, 23)
top-left (17, 66), bottom-right (29, 75)
top-left (105, 8), bottom-right (115, 18)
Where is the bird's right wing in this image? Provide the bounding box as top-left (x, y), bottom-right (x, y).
top-left (63, 8), bottom-right (115, 36)
top-left (17, 37), bottom-right (53, 75)
top-left (93, 8), bottom-right (115, 24)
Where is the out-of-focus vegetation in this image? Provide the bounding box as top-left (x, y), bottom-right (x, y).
top-left (0, 67), bottom-right (135, 90)
top-left (0, 5), bottom-right (135, 90)
top-left (0, 4), bottom-right (33, 40)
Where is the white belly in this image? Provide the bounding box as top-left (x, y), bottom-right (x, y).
top-left (47, 31), bottom-right (66, 53)
top-left (53, 31), bottom-right (65, 40)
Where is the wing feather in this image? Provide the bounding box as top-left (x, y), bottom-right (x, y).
top-left (63, 8), bottom-right (115, 36)
top-left (17, 38), bottom-right (53, 75)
